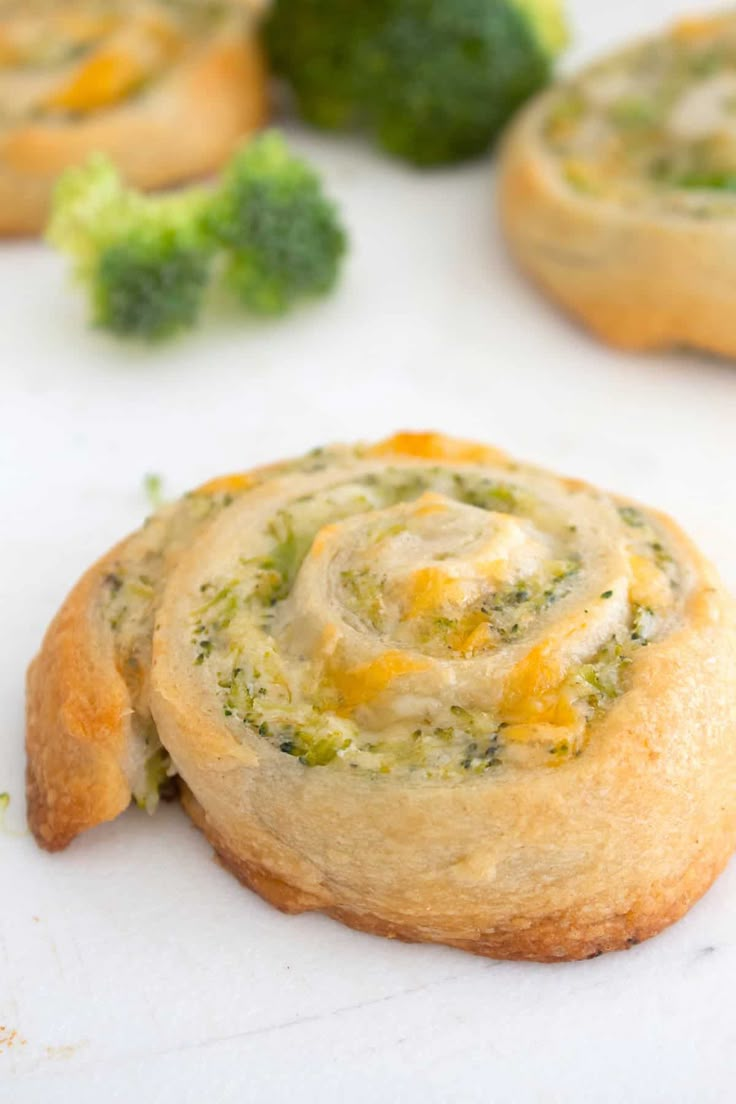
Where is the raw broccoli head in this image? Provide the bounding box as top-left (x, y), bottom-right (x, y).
top-left (48, 136), bottom-right (348, 338)
top-left (265, 0), bottom-right (568, 165)
top-left (92, 234), bottom-right (210, 340)
top-left (48, 156), bottom-right (212, 340)
top-left (206, 132), bottom-right (348, 315)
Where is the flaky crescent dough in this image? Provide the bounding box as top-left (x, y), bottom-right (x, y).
top-left (0, 1), bottom-right (268, 236)
top-left (499, 13), bottom-right (736, 356)
top-left (26, 434), bottom-right (736, 961)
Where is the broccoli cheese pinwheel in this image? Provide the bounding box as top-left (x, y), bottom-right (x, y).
top-left (26, 434), bottom-right (736, 961)
top-left (500, 11), bottom-right (736, 357)
top-left (0, 0), bottom-right (267, 235)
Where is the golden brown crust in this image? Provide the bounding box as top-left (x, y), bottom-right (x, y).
top-left (27, 434), bottom-right (736, 961)
top-left (498, 92), bottom-right (736, 357)
top-left (181, 784), bottom-right (328, 914)
top-left (148, 433), bottom-right (736, 962)
top-left (0, 30), bottom-right (268, 236)
top-left (183, 780), bottom-right (736, 962)
top-left (160, 626), bottom-right (736, 962)
top-left (24, 458), bottom-right (304, 853)
top-left (26, 547), bottom-right (133, 850)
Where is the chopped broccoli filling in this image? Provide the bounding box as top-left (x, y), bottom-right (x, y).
top-left (543, 17), bottom-right (736, 216)
top-left (134, 748), bottom-right (175, 814)
top-left (189, 465), bottom-right (678, 777)
top-left (669, 171), bottom-right (736, 192)
top-left (143, 473), bottom-right (165, 510)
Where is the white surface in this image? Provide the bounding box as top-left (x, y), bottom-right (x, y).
top-left (3, 1), bottom-right (736, 1100)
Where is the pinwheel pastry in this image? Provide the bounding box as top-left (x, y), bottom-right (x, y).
top-left (27, 433), bottom-right (736, 961)
top-left (0, 0), bottom-right (267, 235)
top-left (500, 12), bottom-right (736, 357)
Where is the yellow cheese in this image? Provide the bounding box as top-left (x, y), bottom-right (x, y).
top-left (197, 473), bottom-right (256, 497)
top-left (455, 620), bottom-right (493, 656)
top-left (0, 24), bottom-right (26, 66)
top-left (500, 631), bottom-right (587, 731)
top-left (502, 641), bottom-right (563, 712)
top-left (411, 492), bottom-right (450, 517)
top-left (310, 523), bottom-right (339, 558)
top-left (671, 15), bottom-right (729, 43)
top-left (45, 48), bottom-right (151, 111)
top-left (330, 651), bottom-right (429, 712)
top-left (44, 16), bottom-right (181, 113)
top-left (0, 32), bottom-right (19, 67)
top-left (404, 566), bottom-right (464, 619)
top-left (478, 558), bottom-right (514, 585)
top-left (502, 681), bottom-right (580, 752)
top-left (368, 432), bottom-right (507, 468)
top-left (317, 622), bottom-right (340, 660)
top-left (629, 553), bottom-right (671, 610)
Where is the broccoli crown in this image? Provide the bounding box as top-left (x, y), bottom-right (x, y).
top-left (93, 231), bottom-right (211, 340)
top-left (207, 132), bottom-right (347, 315)
top-left (48, 135), bottom-right (348, 339)
top-left (266, 0), bottom-right (568, 165)
top-left (48, 156), bottom-right (213, 339)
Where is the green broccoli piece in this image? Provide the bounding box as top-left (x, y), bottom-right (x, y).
top-left (47, 156), bottom-right (213, 340)
top-left (47, 134), bottom-right (348, 339)
top-left (511, 0), bottom-right (569, 58)
top-left (265, 0), bottom-right (569, 166)
top-left (205, 132), bottom-right (347, 315)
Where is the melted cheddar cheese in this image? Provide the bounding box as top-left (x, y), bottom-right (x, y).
top-left (0, 1), bottom-right (229, 124)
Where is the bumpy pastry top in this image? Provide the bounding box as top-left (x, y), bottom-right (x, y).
top-left (541, 13), bottom-right (736, 217)
top-left (94, 433), bottom-right (695, 804)
top-left (0, 1), bottom-right (251, 125)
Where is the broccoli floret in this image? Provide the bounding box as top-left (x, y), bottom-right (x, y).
top-left (511, 0), bottom-right (569, 58)
top-left (265, 0), bottom-right (569, 165)
top-left (47, 156), bottom-right (212, 340)
top-left (206, 132), bottom-right (347, 315)
top-left (47, 135), bottom-right (348, 338)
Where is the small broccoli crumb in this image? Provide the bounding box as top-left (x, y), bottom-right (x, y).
top-left (143, 473), bottom-right (165, 510)
top-left (134, 750), bottom-right (174, 814)
top-left (619, 505), bottom-right (646, 528)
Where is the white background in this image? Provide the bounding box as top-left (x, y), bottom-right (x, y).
top-left (2, 1), bottom-right (736, 1100)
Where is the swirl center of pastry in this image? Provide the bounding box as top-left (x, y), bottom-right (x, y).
top-left (296, 492), bottom-right (551, 659)
top-left (182, 459), bottom-right (682, 777)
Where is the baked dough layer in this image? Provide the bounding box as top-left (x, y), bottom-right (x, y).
top-left (499, 13), bottom-right (736, 356)
top-left (0, 1), bottom-right (267, 236)
top-left (26, 434), bottom-right (736, 960)
top-left (183, 783), bottom-right (736, 962)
